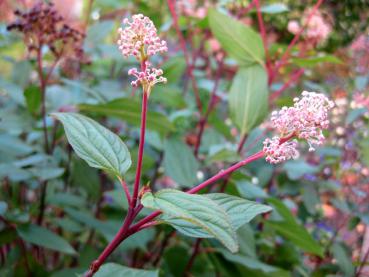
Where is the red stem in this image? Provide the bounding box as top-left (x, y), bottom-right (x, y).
top-left (269, 0), bottom-right (324, 84)
top-left (85, 209), bottom-right (135, 277)
top-left (254, 0), bottom-right (270, 75)
top-left (167, 0), bottom-right (202, 113)
top-left (269, 69), bottom-right (304, 101)
top-left (119, 177), bottom-right (132, 206)
top-left (36, 48), bottom-right (49, 154)
top-left (194, 60), bottom-right (223, 157)
top-left (132, 61), bottom-right (149, 208)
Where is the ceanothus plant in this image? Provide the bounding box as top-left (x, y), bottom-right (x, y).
top-left (51, 14), bottom-right (333, 276)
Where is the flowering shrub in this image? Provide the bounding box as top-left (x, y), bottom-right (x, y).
top-left (0, 1), bottom-right (368, 277)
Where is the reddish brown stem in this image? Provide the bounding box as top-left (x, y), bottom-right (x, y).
top-left (254, 0), bottom-right (270, 75)
top-left (85, 208), bottom-right (135, 277)
top-left (119, 177), bottom-right (132, 206)
top-left (36, 48), bottom-right (49, 154)
top-left (269, 69), bottom-right (304, 101)
top-left (184, 238), bottom-right (202, 273)
top-left (132, 61), bottom-right (149, 208)
top-left (167, 0), bottom-right (202, 113)
top-left (194, 60), bottom-right (223, 157)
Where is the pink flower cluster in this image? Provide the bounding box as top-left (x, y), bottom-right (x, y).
top-left (263, 137), bottom-right (299, 164)
top-left (287, 10), bottom-right (331, 44)
top-left (264, 91), bottom-right (334, 164)
top-left (117, 14), bottom-right (167, 59)
top-left (128, 62), bottom-right (167, 88)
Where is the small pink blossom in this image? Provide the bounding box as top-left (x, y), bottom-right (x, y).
top-left (117, 14), bottom-right (167, 59)
top-left (287, 20), bottom-right (300, 35)
top-left (264, 91), bottom-right (334, 163)
top-left (128, 62), bottom-right (167, 88)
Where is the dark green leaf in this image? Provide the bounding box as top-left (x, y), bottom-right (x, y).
top-left (95, 263), bottom-right (158, 277)
top-left (265, 221), bottom-right (324, 257)
top-left (17, 224), bottom-right (76, 255)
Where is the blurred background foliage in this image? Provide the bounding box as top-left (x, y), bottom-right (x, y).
top-left (0, 0), bottom-right (369, 276)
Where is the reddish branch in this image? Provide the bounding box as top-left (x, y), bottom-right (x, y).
top-left (269, 0), bottom-right (324, 84)
top-left (269, 69), bottom-right (305, 101)
top-left (131, 60), bottom-right (149, 208)
top-left (167, 0), bottom-right (203, 113)
top-left (253, 0), bottom-right (271, 76)
top-left (194, 59), bottom-right (223, 157)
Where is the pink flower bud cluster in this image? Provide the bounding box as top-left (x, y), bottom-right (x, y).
top-left (264, 91), bottom-right (334, 164)
top-left (117, 14), bottom-right (167, 59)
top-left (263, 137), bottom-right (299, 164)
top-left (128, 62), bottom-right (167, 88)
top-left (287, 10), bottom-right (331, 44)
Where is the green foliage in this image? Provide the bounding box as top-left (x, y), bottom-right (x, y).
top-left (141, 189), bottom-right (239, 252)
top-left (208, 9), bottom-right (264, 66)
top-left (24, 85), bottom-right (41, 114)
top-left (17, 224), bottom-right (76, 255)
top-left (79, 98), bottom-right (174, 135)
top-left (95, 263), bottom-right (158, 277)
top-left (229, 65), bottom-right (269, 135)
top-left (163, 137), bottom-right (199, 188)
top-left (53, 113), bottom-right (131, 178)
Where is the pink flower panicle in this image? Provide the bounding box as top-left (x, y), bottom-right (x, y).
top-left (117, 14), bottom-right (167, 59)
top-left (287, 10), bottom-right (331, 44)
top-left (128, 62), bottom-right (167, 88)
top-left (264, 91), bottom-right (334, 164)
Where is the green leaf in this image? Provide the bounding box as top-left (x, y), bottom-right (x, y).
top-left (346, 108), bottom-right (367, 125)
top-left (282, 160), bottom-right (319, 180)
top-left (95, 263), bottom-right (158, 277)
top-left (163, 138), bottom-right (199, 188)
top-left (291, 55), bottom-right (342, 67)
top-left (208, 9), bottom-right (264, 66)
top-left (221, 252), bottom-right (291, 276)
top-left (52, 113), bottom-right (131, 178)
top-left (165, 194), bottom-right (271, 239)
top-left (268, 198), bottom-right (297, 223)
top-left (17, 224), bottom-right (76, 255)
top-left (265, 221), bottom-right (324, 257)
top-left (141, 189), bottom-right (238, 252)
top-left (229, 65), bottom-right (268, 135)
top-left (24, 85), bottom-right (41, 114)
top-left (79, 98), bottom-right (175, 135)
top-left (206, 193), bottom-right (272, 229)
top-left (331, 243), bottom-right (354, 276)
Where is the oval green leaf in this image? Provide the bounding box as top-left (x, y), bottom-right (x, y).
top-left (141, 189), bottom-right (238, 253)
top-left (162, 194), bottom-right (272, 238)
top-left (52, 112), bottom-right (131, 178)
top-left (229, 65), bottom-right (268, 135)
